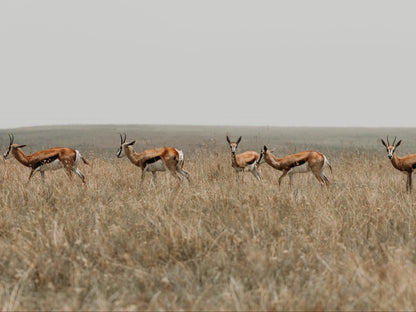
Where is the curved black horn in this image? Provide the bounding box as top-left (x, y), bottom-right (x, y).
top-left (8, 133), bottom-right (14, 145)
top-left (119, 133), bottom-right (127, 144)
top-left (393, 136), bottom-right (397, 146)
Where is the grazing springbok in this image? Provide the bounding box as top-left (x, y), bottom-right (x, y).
top-left (226, 136), bottom-right (262, 181)
top-left (116, 133), bottom-right (190, 185)
top-left (260, 145), bottom-right (332, 187)
top-left (3, 134), bottom-right (89, 183)
top-left (381, 136), bottom-right (416, 192)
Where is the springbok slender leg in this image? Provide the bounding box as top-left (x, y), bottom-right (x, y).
top-left (278, 170), bottom-right (288, 186)
top-left (152, 172), bottom-right (157, 186)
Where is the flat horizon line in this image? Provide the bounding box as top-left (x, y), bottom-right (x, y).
top-left (1, 123), bottom-right (415, 131)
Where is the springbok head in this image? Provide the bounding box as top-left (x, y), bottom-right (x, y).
top-left (226, 135), bottom-right (241, 155)
top-left (381, 136), bottom-right (402, 159)
top-left (259, 145), bottom-right (269, 162)
top-left (259, 145), bottom-right (275, 161)
top-left (116, 133), bottom-right (136, 158)
top-left (3, 134), bottom-right (26, 159)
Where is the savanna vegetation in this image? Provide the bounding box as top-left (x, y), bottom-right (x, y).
top-left (1, 125), bottom-right (416, 310)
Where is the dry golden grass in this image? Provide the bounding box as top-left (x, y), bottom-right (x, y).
top-left (1, 126), bottom-right (416, 310)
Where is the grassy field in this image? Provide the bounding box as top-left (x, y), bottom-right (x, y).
top-left (1, 125), bottom-right (416, 310)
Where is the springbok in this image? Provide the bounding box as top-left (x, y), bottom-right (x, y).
top-left (116, 133), bottom-right (190, 185)
top-left (260, 145), bottom-right (332, 187)
top-left (226, 135), bottom-right (262, 181)
top-left (381, 136), bottom-right (416, 192)
top-left (3, 134), bottom-right (89, 183)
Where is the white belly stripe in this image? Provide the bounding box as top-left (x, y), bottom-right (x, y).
top-left (145, 159), bottom-right (166, 172)
top-left (38, 159), bottom-right (63, 171)
top-left (288, 162), bottom-right (310, 174)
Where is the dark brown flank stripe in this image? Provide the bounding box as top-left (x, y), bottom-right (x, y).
top-left (33, 154), bottom-right (59, 169)
top-left (289, 159), bottom-right (306, 169)
top-left (246, 159), bottom-right (256, 165)
top-left (145, 156), bottom-right (161, 165)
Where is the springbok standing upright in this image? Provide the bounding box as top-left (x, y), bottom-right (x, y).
top-left (260, 145), bottom-right (332, 187)
top-left (3, 134), bottom-right (89, 183)
top-left (226, 135), bottom-right (262, 181)
top-left (116, 133), bottom-right (190, 185)
top-left (381, 136), bottom-right (416, 192)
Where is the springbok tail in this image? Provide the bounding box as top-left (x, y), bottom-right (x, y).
top-left (81, 156), bottom-right (89, 165)
top-left (76, 150), bottom-right (89, 165)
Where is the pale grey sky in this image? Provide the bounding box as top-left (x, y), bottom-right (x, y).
top-left (1, 1), bottom-right (416, 129)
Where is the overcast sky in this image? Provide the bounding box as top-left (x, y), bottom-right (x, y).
top-left (1, 1), bottom-right (415, 129)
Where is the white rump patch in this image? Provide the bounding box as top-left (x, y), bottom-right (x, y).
top-left (175, 149), bottom-right (185, 169)
top-left (176, 149), bottom-right (184, 162)
top-left (75, 150), bottom-right (82, 166)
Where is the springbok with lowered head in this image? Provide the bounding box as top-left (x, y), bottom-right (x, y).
top-left (116, 133), bottom-right (190, 185)
top-left (3, 134), bottom-right (89, 183)
top-left (260, 145), bottom-right (332, 187)
top-left (381, 136), bottom-right (416, 192)
top-left (226, 135), bottom-right (262, 181)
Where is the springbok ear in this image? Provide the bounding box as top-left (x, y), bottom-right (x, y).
top-left (395, 140), bottom-right (402, 148)
top-left (263, 145), bottom-right (268, 151)
top-left (126, 140), bottom-right (136, 146)
top-left (381, 139), bottom-right (387, 147)
top-left (236, 136), bottom-right (242, 144)
top-left (226, 136), bottom-right (231, 144)
top-left (16, 144), bottom-right (26, 149)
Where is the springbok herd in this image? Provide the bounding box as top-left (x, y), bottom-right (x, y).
top-left (3, 133), bottom-right (416, 192)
